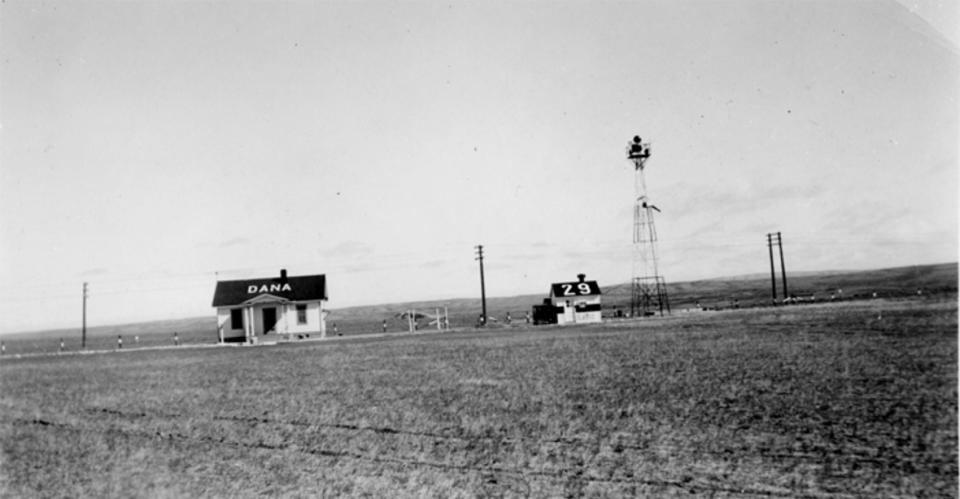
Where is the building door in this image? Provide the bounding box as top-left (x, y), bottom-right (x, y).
top-left (262, 307), bottom-right (277, 334)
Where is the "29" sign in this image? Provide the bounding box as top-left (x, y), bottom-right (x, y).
top-left (561, 283), bottom-right (593, 296)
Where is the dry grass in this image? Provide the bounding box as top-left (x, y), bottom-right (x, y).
top-left (1, 298), bottom-right (956, 497)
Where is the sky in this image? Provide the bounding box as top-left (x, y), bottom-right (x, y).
top-left (1, 0), bottom-right (957, 334)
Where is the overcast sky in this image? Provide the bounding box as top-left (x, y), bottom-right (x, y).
top-left (1, 0), bottom-right (956, 333)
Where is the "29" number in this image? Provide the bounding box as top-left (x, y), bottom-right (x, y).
top-left (561, 283), bottom-right (592, 296)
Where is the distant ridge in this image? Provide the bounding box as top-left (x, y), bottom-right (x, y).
top-left (3, 263), bottom-right (956, 341)
top-left (695, 270), bottom-right (845, 282)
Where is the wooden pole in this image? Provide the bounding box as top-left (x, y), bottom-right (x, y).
top-left (767, 234), bottom-right (777, 303)
top-left (82, 282), bottom-right (88, 349)
top-left (476, 245), bottom-right (487, 326)
top-left (777, 232), bottom-right (788, 300)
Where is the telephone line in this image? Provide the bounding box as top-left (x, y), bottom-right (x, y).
top-left (0, 233), bottom-right (947, 298)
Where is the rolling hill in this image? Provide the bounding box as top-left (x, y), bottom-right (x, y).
top-left (2, 263), bottom-right (955, 353)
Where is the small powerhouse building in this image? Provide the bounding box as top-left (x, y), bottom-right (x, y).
top-left (533, 274), bottom-right (602, 325)
top-left (212, 269), bottom-right (327, 343)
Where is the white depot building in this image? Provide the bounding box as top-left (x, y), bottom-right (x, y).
top-left (212, 269), bottom-right (328, 343)
top-left (549, 273), bottom-right (603, 325)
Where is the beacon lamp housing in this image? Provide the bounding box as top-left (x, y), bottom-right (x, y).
top-left (626, 136), bottom-right (651, 160)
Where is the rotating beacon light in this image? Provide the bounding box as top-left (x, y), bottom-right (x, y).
top-left (626, 136), bottom-right (651, 166)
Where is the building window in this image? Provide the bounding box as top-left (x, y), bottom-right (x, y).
top-left (231, 309), bottom-right (243, 330)
top-left (296, 304), bottom-right (308, 325)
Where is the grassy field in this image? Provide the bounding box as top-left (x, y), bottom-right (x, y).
top-left (1, 297), bottom-right (955, 497)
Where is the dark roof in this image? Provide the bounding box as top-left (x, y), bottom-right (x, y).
top-left (550, 280), bottom-right (602, 298)
top-left (212, 274), bottom-right (327, 307)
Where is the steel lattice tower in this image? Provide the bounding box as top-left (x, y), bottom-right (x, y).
top-left (626, 136), bottom-right (670, 317)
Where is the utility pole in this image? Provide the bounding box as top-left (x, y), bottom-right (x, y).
top-left (766, 232), bottom-right (788, 303)
top-left (767, 234), bottom-right (777, 303)
top-left (475, 245), bottom-right (486, 326)
top-left (777, 231), bottom-right (788, 300)
top-left (82, 282), bottom-right (88, 349)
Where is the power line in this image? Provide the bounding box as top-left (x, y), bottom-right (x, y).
top-left (0, 232), bottom-right (951, 302)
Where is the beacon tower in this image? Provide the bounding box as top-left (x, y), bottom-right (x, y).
top-left (627, 136), bottom-right (670, 317)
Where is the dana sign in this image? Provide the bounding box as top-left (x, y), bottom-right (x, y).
top-left (248, 283), bottom-right (293, 294)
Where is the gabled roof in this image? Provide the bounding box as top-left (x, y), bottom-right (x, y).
top-left (212, 274), bottom-right (327, 307)
top-left (550, 280), bottom-right (602, 298)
